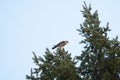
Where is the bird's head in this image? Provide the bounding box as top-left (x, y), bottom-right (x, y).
top-left (65, 41), bottom-right (69, 44)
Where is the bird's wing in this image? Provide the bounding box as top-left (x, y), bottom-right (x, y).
top-left (56, 41), bottom-right (65, 47)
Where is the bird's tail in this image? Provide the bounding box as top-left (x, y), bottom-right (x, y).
top-left (52, 45), bottom-right (57, 49)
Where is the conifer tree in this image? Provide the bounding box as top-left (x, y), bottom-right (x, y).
top-left (26, 48), bottom-right (80, 80)
top-left (26, 2), bottom-right (120, 80)
top-left (77, 2), bottom-right (120, 80)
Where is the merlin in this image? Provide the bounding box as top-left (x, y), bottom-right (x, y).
top-left (52, 40), bottom-right (68, 49)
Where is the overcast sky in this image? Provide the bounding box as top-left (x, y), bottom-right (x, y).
top-left (0, 0), bottom-right (120, 80)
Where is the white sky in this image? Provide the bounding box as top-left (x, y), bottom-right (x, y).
top-left (0, 0), bottom-right (120, 80)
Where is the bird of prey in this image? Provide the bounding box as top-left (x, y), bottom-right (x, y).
top-left (52, 40), bottom-right (68, 49)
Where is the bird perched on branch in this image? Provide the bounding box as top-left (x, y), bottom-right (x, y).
top-left (52, 40), bottom-right (68, 49)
